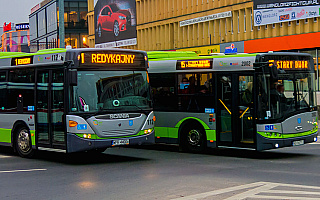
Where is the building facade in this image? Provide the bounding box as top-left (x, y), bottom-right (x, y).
top-left (29, 0), bottom-right (89, 52)
top-left (87, 0), bottom-right (320, 88)
top-left (1, 23), bottom-right (30, 52)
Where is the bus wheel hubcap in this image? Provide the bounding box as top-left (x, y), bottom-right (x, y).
top-left (188, 130), bottom-right (201, 145)
top-left (18, 130), bottom-right (30, 153)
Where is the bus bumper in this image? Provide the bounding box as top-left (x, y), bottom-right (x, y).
top-left (256, 132), bottom-right (318, 151)
top-left (66, 131), bottom-right (155, 153)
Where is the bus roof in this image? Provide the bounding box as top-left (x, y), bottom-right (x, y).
top-left (147, 51), bottom-right (314, 73)
top-left (0, 48), bottom-right (148, 69)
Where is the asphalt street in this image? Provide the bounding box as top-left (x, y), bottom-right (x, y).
top-left (1, 138), bottom-right (320, 200)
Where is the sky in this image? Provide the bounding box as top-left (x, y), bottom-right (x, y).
top-left (0, 0), bottom-right (41, 25)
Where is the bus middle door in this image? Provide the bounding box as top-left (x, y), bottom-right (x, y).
top-left (216, 74), bottom-right (255, 148)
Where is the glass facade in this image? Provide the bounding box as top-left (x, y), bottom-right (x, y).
top-left (64, 1), bottom-right (88, 29)
top-left (29, 0), bottom-right (88, 52)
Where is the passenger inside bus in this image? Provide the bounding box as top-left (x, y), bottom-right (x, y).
top-left (242, 82), bottom-right (253, 105)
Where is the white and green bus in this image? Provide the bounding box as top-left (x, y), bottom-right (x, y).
top-left (0, 48), bottom-right (154, 157)
top-left (148, 51), bottom-right (318, 152)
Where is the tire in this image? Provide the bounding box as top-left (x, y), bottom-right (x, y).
top-left (15, 127), bottom-right (35, 158)
top-left (180, 124), bottom-right (206, 153)
top-left (97, 25), bottom-right (102, 38)
top-left (113, 21), bottom-right (120, 37)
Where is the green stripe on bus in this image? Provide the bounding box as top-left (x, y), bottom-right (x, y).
top-left (206, 129), bottom-right (216, 141)
top-left (0, 128), bottom-right (12, 144)
top-left (155, 126), bottom-right (216, 141)
top-left (30, 130), bottom-right (35, 146)
top-left (175, 117), bottom-right (210, 129)
top-left (258, 129), bottom-right (317, 139)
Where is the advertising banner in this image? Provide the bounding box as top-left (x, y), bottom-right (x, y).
top-left (180, 11), bottom-right (232, 27)
top-left (253, 0), bottom-right (320, 26)
top-left (220, 42), bottom-right (244, 54)
top-left (94, 0), bottom-right (137, 48)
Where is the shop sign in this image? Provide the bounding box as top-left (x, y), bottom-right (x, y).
top-left (253, 0), bottom-right (320, 26)
top-left (177, 45), bottom-right (220, 55)
top-left (180, 11), bottom-right (231, 27)
top-left (15, 23), bottom-right (30, 31)
top-left (3, 22), bottom-right (11, 32)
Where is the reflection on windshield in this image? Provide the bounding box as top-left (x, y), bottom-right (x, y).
top-left (258, 73), bottom-right (315, 120)
top-left (70, 71), bottom-right (152, 112)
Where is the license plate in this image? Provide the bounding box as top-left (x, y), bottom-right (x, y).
top-left (293, 140), bottom-right (304, 146)
top-left (112, 139), bottom-right (129, 146)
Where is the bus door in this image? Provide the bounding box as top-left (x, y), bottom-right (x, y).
top-left (36, 69), bottom-right (65, 149)
top-left (216, 74), bottom-right (255, 148)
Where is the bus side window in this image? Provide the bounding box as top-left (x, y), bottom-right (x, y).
top-left (149, 73), bottom-right (177, 111)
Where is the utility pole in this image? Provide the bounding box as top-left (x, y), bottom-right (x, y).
top-left (59, 0), bottom-right (65, 48)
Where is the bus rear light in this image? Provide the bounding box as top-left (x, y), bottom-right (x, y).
top-left (153, 116), bottom-right (156, 121)
top-left (69, 120), bottom-right (78, 127)
top-left (209, 114), bottom-right (213, 117)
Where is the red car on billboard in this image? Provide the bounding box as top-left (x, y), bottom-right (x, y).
top-left (96, 3), bottom-right (131, 37)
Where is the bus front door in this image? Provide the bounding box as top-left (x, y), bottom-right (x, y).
top-left (36, 69), bottom-right (65, 149)
top-left (216, 74), bottom-right (255, 149)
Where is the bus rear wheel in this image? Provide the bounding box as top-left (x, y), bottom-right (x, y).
top-left (15, 127), bottom-right (35, 158)
top-left (181, 124), bottom-right (206, 153)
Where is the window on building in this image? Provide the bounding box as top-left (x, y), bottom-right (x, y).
top-left (257, 26), bottom-right (260, 30)
top-left (29, 15), bottom-right (37, 41)
top-left (272, 23), bottom-right (275, 29)
top-left (265, 25), bottom-right (268, 29)
top-left (280, 22), bottom-right (283, 27)
top-left (250, 9), bottom-right (253, 31)
top-left (47, 2), bottom-right (57, 33)
top-left (237, 11), bottom-right (240, 33)
top-left (231, 14), bottom-right (233, 34)
top-left (305, 18), bottom-right (308, 24)
top-left (296, 20), bottom-right (300, 25)
top-left (244, 9), bottom-right (246, 32)
top-left (288, 21), bottom-right (291, 26)
top-left (314, 17), bottom-right (317, 23)
top-left (38, 9), bottom-right (46, 37)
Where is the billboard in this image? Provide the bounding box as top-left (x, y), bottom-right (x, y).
top-left (94, 0), bottom-right (137, 48)
top-left (253, 0), bottom-right (320, 26)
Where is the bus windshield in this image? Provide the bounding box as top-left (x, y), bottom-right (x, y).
top-left (257, 72), bottom-right (316, 121)
top-left (70, 70), bottom-right (152, 113)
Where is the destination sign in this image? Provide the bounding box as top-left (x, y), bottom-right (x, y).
top-left (79, 51), bottom-right (146, 68)
top-left (269, 60), bottom-right (310, 70)
top-left (11, 56), bottom-right (33, 66)
top-left (176, 59), bottom-right (212, 70)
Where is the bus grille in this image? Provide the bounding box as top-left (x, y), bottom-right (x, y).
top-left (101, 129), bottom-right (136, 137)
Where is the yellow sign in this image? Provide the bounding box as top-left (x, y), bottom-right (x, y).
top-left (181, 60), bottom-right (211, 68)
top-left (15, 58), bottom-right (31, 65)
top-left (81, 53), bottom-right (135, 64)
top-left (177, 45), bottom-right (220, 55)
top-left (269, 60), bottom-right (309, 69)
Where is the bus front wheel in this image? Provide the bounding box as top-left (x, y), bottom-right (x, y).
top-left (181, 124), bottom-right (206, 152)
top-left (15, 127), bottom-right (35, 158)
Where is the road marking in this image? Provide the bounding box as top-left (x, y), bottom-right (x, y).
top-left (0, 155), bottom-right (11, 158)
top-left (0, 169), bottom-right (47, 173)
top-left (172, 182), bottom-right (320, 200)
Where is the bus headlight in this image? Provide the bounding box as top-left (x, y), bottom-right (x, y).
top-left (144, 129), bottom-right (153, 134)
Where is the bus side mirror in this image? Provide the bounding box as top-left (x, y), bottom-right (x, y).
top-left (69, 70), bottom-right (77, 86)
top-left (270, 64), bottom-right (279, 81)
